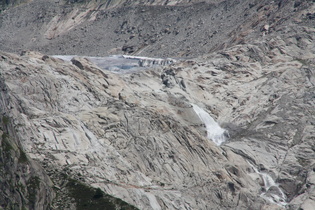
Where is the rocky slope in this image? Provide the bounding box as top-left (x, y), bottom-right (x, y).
top-left (1, 21), bottom-right (315, 209)
top-left (1, 0), bottom-right (313, 58)
top-left (0, 0), bottom-right (315, 209)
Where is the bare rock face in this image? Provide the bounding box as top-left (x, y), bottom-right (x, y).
top-left (0, 19), bottom-right (314, 209)
top-left (0, 0), bottom-right (315, 209)
top-left (0, 50), bottom-right (262, 209)
top-left (0, 65), bottom-right (55, 209)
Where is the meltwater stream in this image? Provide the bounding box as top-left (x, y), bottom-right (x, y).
top-left (192, 104), bottom-right (227, 146)
top-left (192, 103), bottom-right (287, 205)
top-left (247, 161), bottom-right (287, 206)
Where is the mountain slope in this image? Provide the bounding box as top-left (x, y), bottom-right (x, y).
top-left (0, 0), bottom-right (313, 57)
top-left (1, 20), bottom-right (315, 208)
top-left (0, 0), bottom-right (315, 209)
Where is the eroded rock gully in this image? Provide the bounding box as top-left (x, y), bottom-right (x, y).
top-left (0, 22), bottom-right (314, 209)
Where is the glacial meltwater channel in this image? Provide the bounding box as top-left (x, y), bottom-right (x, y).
top-left (247, 161), bottom-right (287, 206)
top-left (192, 104), bottom-right (227, 146)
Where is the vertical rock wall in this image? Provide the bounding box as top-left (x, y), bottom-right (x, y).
top-left (0, 76), bottom-right (55, 209)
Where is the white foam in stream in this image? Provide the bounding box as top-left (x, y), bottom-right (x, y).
top-left (192, 104), bottom-right (227, 146)
top-left (247, 161), bottom-right (287, 206)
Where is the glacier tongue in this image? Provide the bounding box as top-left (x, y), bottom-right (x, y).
top-left (192, 104), bottom-right (226, 146)
top-left (53, 55), bottom-right (175, 73)
top-left (122, 55), bottom-right (176, 67)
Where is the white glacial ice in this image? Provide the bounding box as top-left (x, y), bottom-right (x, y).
top-left (52, 55), bottom-right (175, 73)
top-left (122, 55), bottom-right (176, 67)
top-left (191, 104), bottom-right (227, 146)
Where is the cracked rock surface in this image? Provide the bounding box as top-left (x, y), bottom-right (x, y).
top-left (1, 21), bottom-right (315, 209)
top-left (0, 0), bottom-right (315, 209)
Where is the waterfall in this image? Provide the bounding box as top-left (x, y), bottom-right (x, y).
top-left (191, 104), bottom-right (227, 146)
top-left (247, 161), bottom-right (287, 206)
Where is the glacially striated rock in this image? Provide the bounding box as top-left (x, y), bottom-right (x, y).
top-left (0, 21), bottom-right (314, 209)
top-left (0, 0), bottom-right (315, 208)
top-left (0, 72), bottom-right (55, 209)
top-left (0, 50), bottom-right (264, 209)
